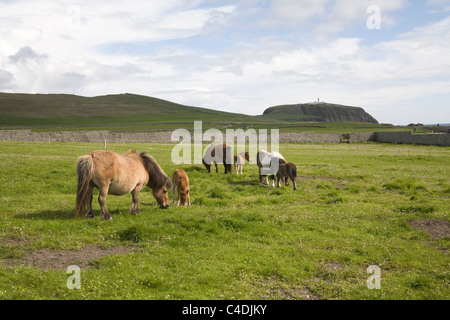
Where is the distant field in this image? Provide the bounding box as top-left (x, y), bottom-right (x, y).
top-left (0, 141), bottom-right (449, 300)
top-left (1, 121), bottom-right (405, 134)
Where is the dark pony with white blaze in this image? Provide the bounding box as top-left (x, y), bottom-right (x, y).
top-left (75, 150), bottom-right (172, 220)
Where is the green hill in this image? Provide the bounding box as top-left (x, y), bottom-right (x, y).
top-left (262, 102), bottom-right (378, 124)
top-left (0, 92), bottom-right (393, 133)
top-left (0, 92), bottom-right (256, 127)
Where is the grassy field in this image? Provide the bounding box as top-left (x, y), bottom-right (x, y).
top-left (3, 121), bottom-right (403, 135)
top-left (0, 141), bottom-right (449, 300)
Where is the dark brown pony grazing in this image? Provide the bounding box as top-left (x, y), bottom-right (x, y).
top-left (75, 150), bottom-right (172, 220)
top-left (277, 162), bottom-right (297, 191)
top-left (202, 144), bottom-right (233, 174)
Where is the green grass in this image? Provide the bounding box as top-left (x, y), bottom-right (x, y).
top-left (2, 121), bottom-right (404, 135)
top-left (0, 141), bottom-right (449, 300)
top-left (0, 92), bottom-right (259, 129)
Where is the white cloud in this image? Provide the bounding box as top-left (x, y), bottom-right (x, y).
top-left (427, 0), bottom-right (450, 6)
top-left (0, 1), bottom-right (449, 124)
top-left (8, 46), bottom-right (48, 64)
top-left (0, 0), bottom-right (235, 93)
top-left (255, 0), bottom-right (407, 40)
top-left (0, 70), bottom-right (13, 90)
top-left (268, 0), bottom-right (329, 24)
top-left (178, 14), bottom-right (450, 123)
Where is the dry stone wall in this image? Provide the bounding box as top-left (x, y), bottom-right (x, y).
top-left (374, 132), bottom-right (450, 146)
top-left (0, 130), bottom-right (173, 144)
top-left (0, 130), bottom-right (448, 146)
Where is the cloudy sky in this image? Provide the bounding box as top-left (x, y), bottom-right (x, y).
top-left (1, 0), bottom-right (449, 124)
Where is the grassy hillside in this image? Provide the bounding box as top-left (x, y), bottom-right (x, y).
top-left (0, 93), bottom-right (260, 127)
top-left (0, 92), bottom-right (400, 133)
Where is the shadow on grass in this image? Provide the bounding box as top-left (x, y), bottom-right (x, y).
top-left (229, 179), bottom-right (260, 187)
top-left (14, 209), bottom-right (123, 220)
top-left (183, 166), bottom-right (206, 173)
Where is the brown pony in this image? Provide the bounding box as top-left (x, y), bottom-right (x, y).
top-left (75, 150), bottom-right (172, 220)
top-left (202, 144), bottom-right (233, 174)
top-left (234, 151), bottom-right (251, 175)
top-left (276, 162), bottom-right (297, 191)
top-left (172, 169), bottom-right (190, 207)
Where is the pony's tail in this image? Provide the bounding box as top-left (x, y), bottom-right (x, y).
top-left (293, 164), bottom-right (297, 178)
top-left (75, 155), bottom-right (94, 218)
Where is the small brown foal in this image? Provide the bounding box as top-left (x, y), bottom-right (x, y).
top-left (172, 169), bottom-right (191, 207)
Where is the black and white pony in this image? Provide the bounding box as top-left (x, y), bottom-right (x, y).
top-left (256, 150), bottom-right (288, 187)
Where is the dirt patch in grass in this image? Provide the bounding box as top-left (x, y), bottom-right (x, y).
top-left (410, 219), bottom-right (450, 240)
top-left (2, 244), bottom-right (136, 270)
top-left (0, 238), bottom-right (33, 246)
top-left (322, 261), bottom-right (347, 271)
top-left (251, 275), bottom-right (322, 300)
top-left (279, 287), bottom-right (321, 300)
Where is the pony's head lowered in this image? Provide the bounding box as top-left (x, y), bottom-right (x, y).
top-left (244, 151), bottom-right (251, 162)
top-left (140, 152), bottom-right (172, 209)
